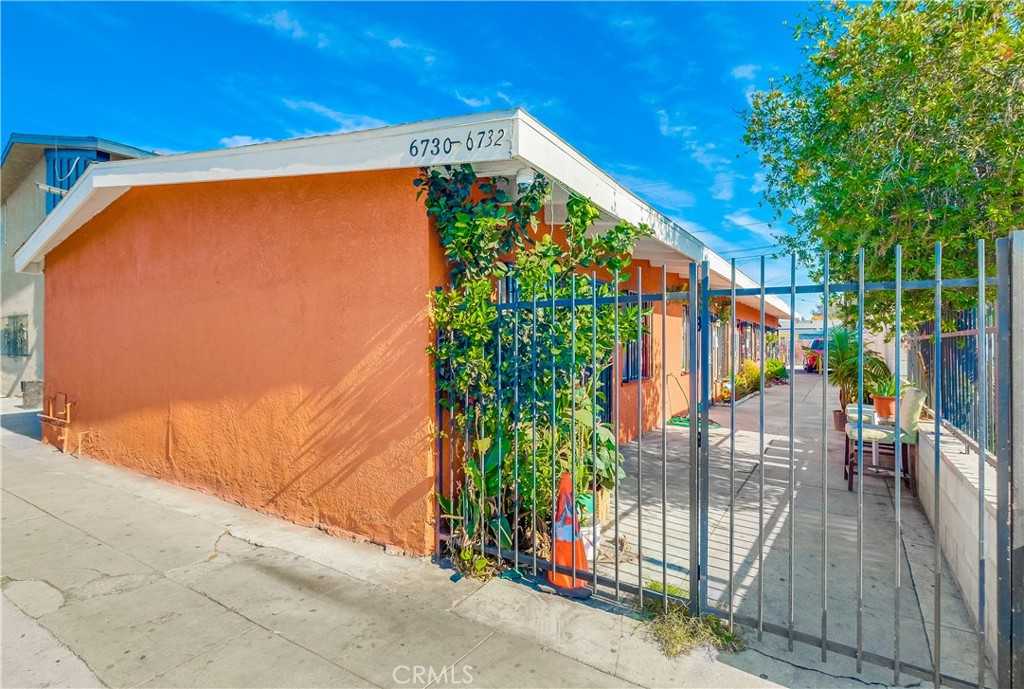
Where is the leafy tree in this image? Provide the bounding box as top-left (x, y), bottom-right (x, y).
top-left (744, 1), bottom-right (1023, 331)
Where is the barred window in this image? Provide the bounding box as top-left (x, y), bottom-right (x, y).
top-left (623, 297), bottom-right (652, 382)
top-left (1, 315), bottom-right (28, 357)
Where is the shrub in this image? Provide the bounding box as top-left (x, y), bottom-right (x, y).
top-left (733, 359), bottom-right (762, 398)
top-left (765, 358), bottom-right (789, 382)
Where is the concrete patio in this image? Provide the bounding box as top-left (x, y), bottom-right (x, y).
top-left (605, 370), bottom-right (992, 687)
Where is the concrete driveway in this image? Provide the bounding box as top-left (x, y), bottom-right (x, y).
top-left (607, 371), bottom-right (988, 687)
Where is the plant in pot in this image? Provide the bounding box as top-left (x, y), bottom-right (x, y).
top-left (589, 420), bottom-right (625, 523)
top-left (825, 328), bottom-right (891, 431)
top-left (868, 375), bottom-right (910, 420)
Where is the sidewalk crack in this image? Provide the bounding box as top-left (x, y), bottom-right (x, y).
top-left (745, 646), bottom-right (919, 688)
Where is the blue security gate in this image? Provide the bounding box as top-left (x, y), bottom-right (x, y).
top-left (434, 232), bottom-right (1024, 688)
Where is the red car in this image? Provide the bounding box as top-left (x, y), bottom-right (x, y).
top-left (804, 337), bottom-right (825, 372)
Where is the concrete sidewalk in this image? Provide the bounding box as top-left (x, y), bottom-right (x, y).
top-left (2, 407), bottom-right (792, 689)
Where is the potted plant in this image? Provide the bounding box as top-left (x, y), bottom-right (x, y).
top-left (868, 375), bottom-right (908, 419)
top-left (824, 329), bottom-right (891, 431)
top-left (587, 421), bottom-right (624, 524)
top-left (868, 376), bottom-right (896, 420)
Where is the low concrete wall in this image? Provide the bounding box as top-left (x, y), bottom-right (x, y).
top-left (917, 427), bottom-right (998, 670)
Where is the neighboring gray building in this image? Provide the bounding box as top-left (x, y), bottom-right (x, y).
top-left (1, 134), bottom-right (154, 400)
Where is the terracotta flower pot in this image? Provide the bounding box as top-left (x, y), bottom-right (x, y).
top-left (872, 394), bottom-right (897, 419)
top-left (833, 409), bottom-right (846, 432)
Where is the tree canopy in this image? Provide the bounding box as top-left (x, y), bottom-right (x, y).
top-left (744, 0), bottom-right (1023, 330)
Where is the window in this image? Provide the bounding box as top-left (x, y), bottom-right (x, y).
top-left (45, 149), bottom-right (109, 215)
top-left (714, 317), bottom-right (730, 380)
top-left (2, 315), bottom-right (28, 357)
top-left (622, 297), bottom-right (652, 382)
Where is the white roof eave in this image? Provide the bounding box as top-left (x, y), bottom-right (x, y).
top-left (13, 107), bottom-right (792, 320)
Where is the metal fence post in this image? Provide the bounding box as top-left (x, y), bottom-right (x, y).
top-left (688, 262), bottom-right (700, 615)
top-left (997, 230), bottom-right (1024, 687)
top-left (699, 259), bottom-right (711, 611)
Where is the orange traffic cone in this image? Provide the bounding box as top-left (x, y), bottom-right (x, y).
top-left (540, 472), bottom-right (592, 599)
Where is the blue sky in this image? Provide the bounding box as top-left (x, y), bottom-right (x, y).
top-left (1, 1), bottom-right (815, 312)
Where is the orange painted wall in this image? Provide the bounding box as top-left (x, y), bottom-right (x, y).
top-left (607, 259), bottom-right (691, 443)
top-left (516, 220), bottom-right (693, 444)
top-left (735, 302), bottom-right (780, 330)
top-left (43, 169), bottom-right (446, 555)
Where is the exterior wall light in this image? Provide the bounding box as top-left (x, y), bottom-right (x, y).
top-left (516, 168), bottom-right (536, 188)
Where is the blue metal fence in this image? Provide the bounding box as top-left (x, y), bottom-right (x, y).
top-left (906, 307), bottom-right (998, 458)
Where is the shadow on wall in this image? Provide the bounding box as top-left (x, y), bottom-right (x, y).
top-left (3, 339), bottom-right (39, 399)
top-left (65, 310), bottom-right (436, 553)
top-left (42, 170), bottom-right (443, 554)
top-left (268, 313), bottom-right (435, 546)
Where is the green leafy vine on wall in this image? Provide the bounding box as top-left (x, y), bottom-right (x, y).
top-left (416, 164), bottom-right (652, 574)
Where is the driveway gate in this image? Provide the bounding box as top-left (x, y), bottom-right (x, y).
top-left (434, 231), bottom-right (1024, 688)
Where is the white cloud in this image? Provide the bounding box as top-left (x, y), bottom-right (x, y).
top-left (232, 7), bottom-right (441, 72)
top-left (258, 10), bottom-right (305, 39)
top-left (385, 35), bottom-right (437, 65)
top-left (657, 109), bottom-right (696, 138)
top-left (725, 210), bottom-right (777, 243)
top-left (612, 14), bottom-right (658, 45)
top-left (731, 64), bottom-right (760, 80)
top-left (148, 147), bottom-right (187, 156)
top-left (283, 99), bottom-right (388, 133)
top-left (614, 173), bottom-right (696, 211)
top-left (686, 140), bottom-right (730, 172)
top-left (710, 172), bottom-right (736, 201)
top-left (456, 92), bottom-right (490, 108)
top-left (219, 135), bottom-right (273, 148)
top-left (750, 171), bottom-right (768, 194)
top-left (493, 90), bottom-right (556, 112)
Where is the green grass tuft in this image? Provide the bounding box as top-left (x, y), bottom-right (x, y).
top-left (638, 580), bottom-right (744, 657)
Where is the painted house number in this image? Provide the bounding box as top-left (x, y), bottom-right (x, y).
top-left (407, 128), bottom-right (507, 157)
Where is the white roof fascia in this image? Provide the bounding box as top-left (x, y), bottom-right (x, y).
top-left (14, 106), bottom-right (792, 319)
top-left (15, 110), bottom-right (521, 273)
top-left (704, 248), bottom-right (791, 318)
top-left (513, 112), bottom-right (705, 264)
top-left (511, 113), bottom-right (790, 318)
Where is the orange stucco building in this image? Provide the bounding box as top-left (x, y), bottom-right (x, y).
top-left (16, 110), bottom-right (787, 555)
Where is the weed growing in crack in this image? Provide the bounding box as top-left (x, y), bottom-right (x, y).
top-left (638, 580), bottom-right (744, 657)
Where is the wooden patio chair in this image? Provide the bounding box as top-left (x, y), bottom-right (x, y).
top-left (843, 387), bottom-right (927, 495)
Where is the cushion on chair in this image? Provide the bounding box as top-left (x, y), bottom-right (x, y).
top-left (845, 403), bottom-right (875, 424)
top-left (844, 423), bottom-right (896, 443)
top-left (898, 388), bottom-right (927, 440)
top-left (845, 422), bottom-right (917, 445)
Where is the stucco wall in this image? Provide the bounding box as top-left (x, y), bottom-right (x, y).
top-left (612, 260), bottom-right (691, 442)
top-left (43, 169), bottom-right (446, 554)
top-left (1, 155), bottom-right (46, 397)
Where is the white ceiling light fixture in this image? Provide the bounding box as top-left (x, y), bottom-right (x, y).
top-left (515, 167), bottom-right (535, 189)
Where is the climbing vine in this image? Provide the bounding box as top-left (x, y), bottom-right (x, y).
top-left (417, 164), bottom-right (652, 573)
